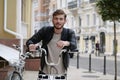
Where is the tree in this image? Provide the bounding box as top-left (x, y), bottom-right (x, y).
top-left (96, 0), bottom-right (120, 80)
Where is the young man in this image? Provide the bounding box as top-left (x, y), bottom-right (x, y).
top-left (26, 9), bottom-right (77, 74)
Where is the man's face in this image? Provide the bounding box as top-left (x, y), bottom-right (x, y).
top-left (52, 15), bottom-right (66, 29)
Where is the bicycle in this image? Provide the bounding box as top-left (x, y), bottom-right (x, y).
top-left (36, 45), bottom-right (68, 80)
top-left (7, 44), bottom-right (33, 80)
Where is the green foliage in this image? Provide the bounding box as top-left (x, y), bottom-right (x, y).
top-left (96, 1), bottom-right (119, 79)
top-left (96, 0), bottom-right (120, 22)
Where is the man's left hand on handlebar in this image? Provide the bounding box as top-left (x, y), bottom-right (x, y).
top-left (56, 40), bottom-right (70, 48)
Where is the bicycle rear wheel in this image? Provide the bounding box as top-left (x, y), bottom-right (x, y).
top-left (11, 71), bottom-right (22, 80)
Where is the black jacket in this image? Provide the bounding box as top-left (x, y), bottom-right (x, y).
top-left (26, 26), bottom-right (77, 70)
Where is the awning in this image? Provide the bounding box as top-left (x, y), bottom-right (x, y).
top-left (0, 44), bottom-right (19, 63)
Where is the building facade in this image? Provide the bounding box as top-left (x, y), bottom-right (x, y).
top-left (1, 0), bottom-right (120, 55)
top-left (0, 0), bottom-right (33, 54)
top-left (78, 0), bottom-right (120, 55)
top-left (0, 0), bottom-right (32, 39)
top-left (49, 0), bottom-right (120, 55)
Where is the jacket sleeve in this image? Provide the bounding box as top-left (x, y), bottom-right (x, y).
top-left (26, 27), bottom-right (45, 48)
top-left (68, 29), bottom-right (77, 51)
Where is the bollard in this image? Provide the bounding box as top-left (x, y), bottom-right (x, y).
top-left (103, 55), bottom-right (106, 75)
top-left (89, 54), bottom-right (91, 72)
top-left (70, 49), bottom-right (79, 69)
top-left (77, 52), bottom-right (79, 69)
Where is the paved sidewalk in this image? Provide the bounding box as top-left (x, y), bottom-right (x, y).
top-left (23, 53), bottom-right (120, 80)
top-left (23, 71), bottom-right (38, 80)
top-left (68, 66), bottom-right (120, 80)
top-left (23, 66), bottom-right (120, 80)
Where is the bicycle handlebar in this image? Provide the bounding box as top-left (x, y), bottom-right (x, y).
top-left (10, 44), bottom-right (34, 66)
top-left (20, 52), bottom-right (34, 60)
top-left (37, 45), bottom-right (67, 66)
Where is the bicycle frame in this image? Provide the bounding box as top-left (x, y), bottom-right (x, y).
top-left (8, 44), bottom-right (33, 80)
top-left (9, 52), bottom-right (31, 75)
top-left (37, 45), bottom-right (67, 80)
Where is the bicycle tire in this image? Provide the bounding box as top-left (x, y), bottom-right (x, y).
top-left (10, 71), bottom-right (22, 80)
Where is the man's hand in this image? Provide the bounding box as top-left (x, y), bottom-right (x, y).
top-left (56, 40), bottom-right (70, 48)
top-left (29, 44), bottom-right (38, 51)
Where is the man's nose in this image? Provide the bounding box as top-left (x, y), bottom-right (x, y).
top-left (56, 19), bottom-right (61, 22)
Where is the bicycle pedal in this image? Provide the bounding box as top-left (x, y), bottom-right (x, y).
top-left (55, 76), bottom-right (61, 79)
top-left (61, 76), bottom-right (65, 79)
top-left (39, 75), bottom-right (42, 78)
top-left (55, 76), bottom-right (65, 79)
top-left (39, 75), bottom-right (48, 79)
top-left (42, 75), bottom-right (48, 79)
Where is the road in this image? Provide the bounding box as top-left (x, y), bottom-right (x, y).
top-left (70, 54), bottom-right (120, 76)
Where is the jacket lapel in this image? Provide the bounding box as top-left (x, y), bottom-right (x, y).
top-left (61, 28), bottom-right (67, 40)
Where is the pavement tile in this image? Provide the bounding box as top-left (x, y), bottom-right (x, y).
top-left (23, 71), bottom-right (38, 80)
top-left (23, 66), bottom-right (120, 80)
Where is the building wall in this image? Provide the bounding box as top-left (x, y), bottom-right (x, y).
top-left (106, 33), bottom-right (120, 53)
top-left (0, 0), bottom-right (32, 39)
top-left (0, 0), bottom-right (16, 38)
top-left (78, 1), bottom-right (116, 54)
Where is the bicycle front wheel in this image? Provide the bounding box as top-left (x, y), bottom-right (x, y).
top-left (11, 71), bottom-right (22, 80)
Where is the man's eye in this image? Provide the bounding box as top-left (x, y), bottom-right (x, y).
top-left (54, 18), bottom-right (64, 20)
top-left (60, 18), bottom-right (63, 20)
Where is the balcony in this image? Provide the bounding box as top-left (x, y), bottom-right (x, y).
top-left (68, 1), bottom-right (77, 9)
top-left (43, 0), bottom-right (50, 7)
top-left (90, 0), bottom-right (96, 3)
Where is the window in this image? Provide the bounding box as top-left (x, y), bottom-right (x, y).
top-left (86, 14), bottom-right (90, 26)
top-left (78, 0), bottom-right (81, 7)
top-left (53, 5), bottom-right (56, 12)
top-left (72, 17), bottom-right (74, 28)
top-left (79, 16), bottom-right (81, 27)
top-left (90, 0), bottom-right (96, 3)
top-left (34, 11), bottom-right (38, 21)
top-left (67, 0), bottom-right (73, 2)
top-left (21, 0), bottom-right (25, 21)
top-left (33, 0), bottom-right (38, 8)
top-left (60, 0), bottom-right (62, 7)
top-left (93, 13), bottom-right (96, 25)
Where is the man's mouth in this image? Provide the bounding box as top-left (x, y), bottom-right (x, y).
top-left (56, 23), bottom-right (61, 26)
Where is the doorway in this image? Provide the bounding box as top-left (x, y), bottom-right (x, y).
top-left (99, 32), bottom-right (105, 53)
